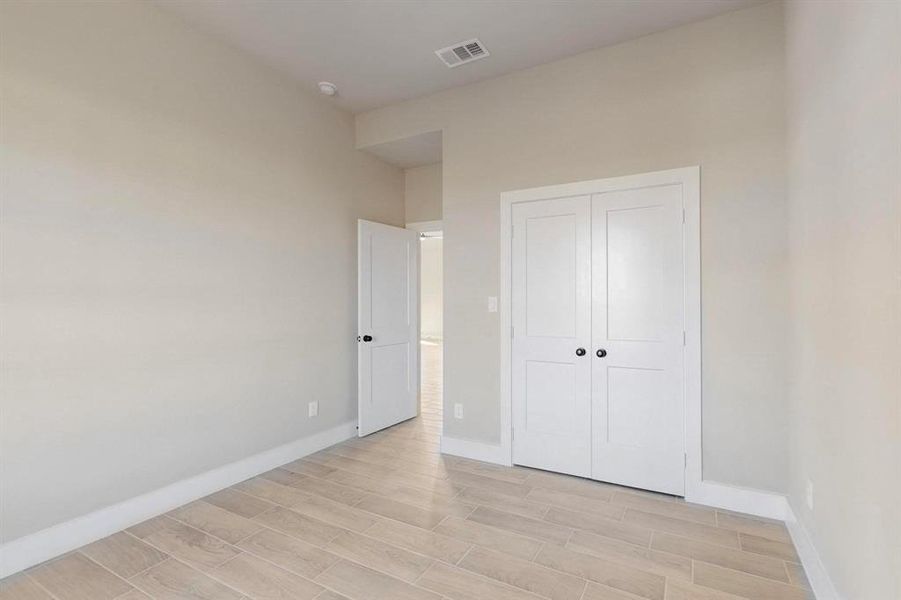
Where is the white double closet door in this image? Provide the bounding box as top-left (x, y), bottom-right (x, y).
top-left (511, 183), bottom-right (685, 495)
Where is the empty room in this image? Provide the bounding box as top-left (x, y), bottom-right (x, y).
top-left (0, 1), bottom-right (898, 599)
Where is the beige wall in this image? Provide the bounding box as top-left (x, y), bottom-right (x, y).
top-left (785, 1), bottom-right (901, 598)
top-left (420, 238), bottom-right (443, 340)
top-left (0, 0), bottom-right (403, 542)
top-left (358, 2), bottom-right (789, 492)
top-left (405, 163), bottom-right (442, 224)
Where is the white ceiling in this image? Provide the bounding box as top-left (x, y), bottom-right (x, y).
top-left (156, 0), bottom-right (761, 114)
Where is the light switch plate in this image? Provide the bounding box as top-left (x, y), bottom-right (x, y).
top-left (308, 401), bottom-right (319, 418)
top-left (488, 296), bottom-right (498, 312)
top-left (454, 403), bottom-right (464, 419)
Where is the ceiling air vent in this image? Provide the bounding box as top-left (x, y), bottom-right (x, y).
top-left (435, 38), bottom-right (489, 68)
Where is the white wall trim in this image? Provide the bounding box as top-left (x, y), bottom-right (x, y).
top-left (406, 220), bottom-right (443, 233)
top-left (785, 504), bottom-right (842, 600)
top-left (0, 420), bottom-right (357, 578)
top-left (499, 166), bottom-right (702, 494)
top-left (440, 435), bottom-right (512, 466)
top-left (685, 480), bottom-right (789, 521)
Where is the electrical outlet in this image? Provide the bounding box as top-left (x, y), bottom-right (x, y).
top-left (487, 296), bottom-right (498, 313)
top-left (454, 403), bottom-right (464, 419)
top-left (308, 401), bottom-right (318, 418)
top-left (805, 479), bottom-right (814, 511)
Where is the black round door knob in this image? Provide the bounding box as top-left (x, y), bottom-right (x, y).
top-left (596, 349), bottom-right (607, 358)
top-left (362, 335), bottom-right (373, 342)
top-left (575, 348), bottom-right (586, 356)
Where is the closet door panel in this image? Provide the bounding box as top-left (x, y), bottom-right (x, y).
top-left (511, 196), bottom-right (592, 477)
top-left (591, 184), bottom-right (685, 495)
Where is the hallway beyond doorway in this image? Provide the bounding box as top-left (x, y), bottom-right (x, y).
top-left (419, 340), bottom-right (442, 443)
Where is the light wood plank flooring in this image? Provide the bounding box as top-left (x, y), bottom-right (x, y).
top-left (1, 342), bottom-right (811, 600)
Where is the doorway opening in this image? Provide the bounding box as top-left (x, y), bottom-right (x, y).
top-left (357, 131), bottom-right (443, 443)
top-left (412, 225), bottom-right (443, 430)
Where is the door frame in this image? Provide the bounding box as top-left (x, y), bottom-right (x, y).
top-left (499, 166), bottom-right (701, 497)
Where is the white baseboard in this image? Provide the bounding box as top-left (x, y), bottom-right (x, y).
top-left (785, 504), bottom-right (842, 600)
top-left (685, 479), bottom-right (790, 521)
top-left (440, 435), bottom-right (511, 466)
top-left (0, 420), bottom-right (356, 578)
top-left (686, 481), bottom-right (844, 599)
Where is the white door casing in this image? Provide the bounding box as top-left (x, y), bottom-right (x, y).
top-left (591, 185), bottom-right (685, 495)
top-left (501, 167), bottom-right (700, 497)
top-left (511, 196), bottom-right (592, 477)
top-left (358, 220), bottom-right (419, 437)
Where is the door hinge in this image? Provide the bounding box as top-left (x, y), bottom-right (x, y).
top-left (511, 326), bottom-right (515, 339)
top-left (684, 453), bottom-right (688, 467)
top-left (682, 208), bottom-right (686, 224)
top-left (682, 331), bottom-right (687, 346)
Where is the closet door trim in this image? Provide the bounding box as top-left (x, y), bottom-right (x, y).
top-left (499, 166), bottom-right (700, 498)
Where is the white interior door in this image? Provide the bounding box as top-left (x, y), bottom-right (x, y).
top-left (591, 184), bottom-right (685, 495)
top-left (358, 220), bottom-right (419, 437)
top-left (511, 196), bottom-right (592, 477)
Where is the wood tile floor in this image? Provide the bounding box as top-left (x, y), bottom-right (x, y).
top-left (1, 342), bottom-right (812, 600)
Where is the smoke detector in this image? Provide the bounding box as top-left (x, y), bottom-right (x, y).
top-left (318, 81), bottom-right (338, 96)
top-left (435, 39), bottom-right (489, 68)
